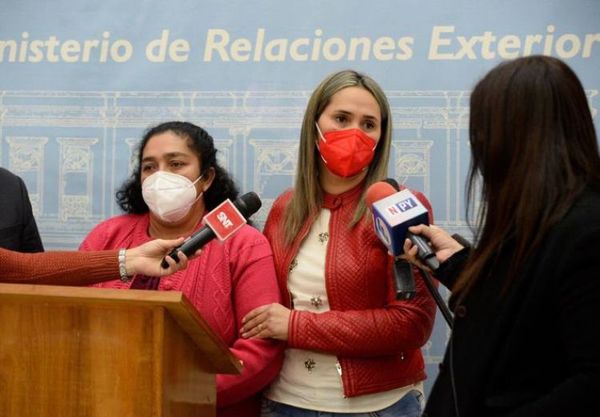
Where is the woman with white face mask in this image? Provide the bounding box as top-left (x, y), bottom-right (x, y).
top-left (79, 121), bottom-right (283, 417)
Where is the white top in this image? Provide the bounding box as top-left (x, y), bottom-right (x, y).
top-left (265, 209), bottom-right (423, 412)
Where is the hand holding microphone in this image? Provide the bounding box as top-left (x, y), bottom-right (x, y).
top-left (366, 180), bottom-right (439, 270)
top-left (402, 224), bottom-right (465, 269)
top-left (161, 192), bottom-right (262, 268)
top-left (367, 179), bottom-right (457, 326)
top-left (365, 180), bottom-right (438, 299)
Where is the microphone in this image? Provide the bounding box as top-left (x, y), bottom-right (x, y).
top-left (367, 180), bottom-right (455, 327)
top-left (365, 181), bottom-right (439, 270)
top-left (365, 180), bottom-right (416, 299)
top-left (451, 233), bottom-right (472, 249)
top-left (161, 192), bottom-right (262, 268)
top-left (393, 257), bottom-right (416, 300)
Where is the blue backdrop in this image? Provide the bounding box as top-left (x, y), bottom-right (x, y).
top-left (1, 0), bottom-right (599, 395)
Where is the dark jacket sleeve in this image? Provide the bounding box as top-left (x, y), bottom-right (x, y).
top-left (0, 168), bottom-right (43, 252)
top-left (434, 247), bottom-right (470, 291)
top-left (16, 175), bottom-right (44, 252)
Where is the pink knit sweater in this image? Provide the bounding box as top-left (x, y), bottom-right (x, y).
top-left (80, 213), bottom-right (283, 417)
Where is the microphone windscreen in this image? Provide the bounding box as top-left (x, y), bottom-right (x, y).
top-left (383, 178), bottom-right (400, 191)
top-left (235, 192), bottom-right (262, 218)
top-left (365, 182), bottom-right (398, 207)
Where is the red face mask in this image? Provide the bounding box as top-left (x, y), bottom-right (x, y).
top-left (316, 124), bottom-right (377, 178)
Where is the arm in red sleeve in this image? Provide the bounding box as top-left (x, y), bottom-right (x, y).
top-left (216, 230), bottom-right (284, 407)
top-left (0, 247), bottom-right (120, 285)
top-left (287, 264), bottom-right (437, 357)
top-left (287, 187), bottom-right (438, 357)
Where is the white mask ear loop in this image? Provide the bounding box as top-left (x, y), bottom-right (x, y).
top-left (172, 173), bottom-right (205, 215)
top-left (191, 172), bottom-right (205, 202)
top-left (315, 123), bottom-right (327, 143)
top-left (190, 173), bottom-right (203, 187)
top-left (314, 123), bottom-right (330, 166)
top-left (189, 191), bottom-right (203, 207)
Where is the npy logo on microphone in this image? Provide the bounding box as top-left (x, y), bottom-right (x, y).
top-left (371, 190), bottom-right (429, 257)
top-left (385, 197), bottom-right (419, 215)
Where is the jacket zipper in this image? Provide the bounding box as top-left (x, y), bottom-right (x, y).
top-left (336, 360), bottom-right (347, 398)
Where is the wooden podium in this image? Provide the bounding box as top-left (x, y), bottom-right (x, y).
top-left (0, 283), bottom-right (242, 417)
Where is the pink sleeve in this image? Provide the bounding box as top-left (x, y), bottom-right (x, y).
top-left (216, 229), bottom-right (284, 407)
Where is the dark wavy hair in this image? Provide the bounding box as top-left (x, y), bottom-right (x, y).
top-left (116, 121), bottom-right (239, 214)
top-left (454, 55), bottom-right (600, 301)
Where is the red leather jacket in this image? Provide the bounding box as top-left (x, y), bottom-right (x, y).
top-left (263, 183), bottom-right (437, 397)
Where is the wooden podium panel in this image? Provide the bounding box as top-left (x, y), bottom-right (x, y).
top-left (0, 284), bottom-right (242, 417)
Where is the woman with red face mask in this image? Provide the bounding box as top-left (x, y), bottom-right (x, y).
top-left (241, 70), bottom-right (437, 417)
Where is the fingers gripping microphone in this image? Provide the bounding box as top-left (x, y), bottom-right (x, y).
top-left (365, 181), bottom-right (439, 298)
top-left (161, 192), bottom-right (262, 268)
top-left (368, 180), bottom-right (455, 327)
top-left (366, 180), bottom-right (439, 270)
top-left (408, 232), bottom-right (439, 270)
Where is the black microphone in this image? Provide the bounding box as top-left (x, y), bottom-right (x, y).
top-left (385, 179), bottom-right (439, 270)
top-left (382, 178), bottom-right (416, 299)
top-left (365, 179), bottom-right (414, 299)
top-left (451, 233), bottom-right (472, 249)
top-left (369, 179), bottom-right (455, 325)
top-left (393, 258), bottom-right (416, 300)
top-left (161, 192), bottom-right (262, 268)
top-left (407, 231), bottom-right (439, 270)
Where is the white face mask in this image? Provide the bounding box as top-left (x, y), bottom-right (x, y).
top-left (142, 171), bottom-right (203, 223)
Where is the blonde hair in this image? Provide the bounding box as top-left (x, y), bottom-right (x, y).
top-left (283, 70), bottom-right (393, 244)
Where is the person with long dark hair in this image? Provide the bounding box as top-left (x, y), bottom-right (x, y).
top-left (404, 56), bottom-right (600, 417)
top-left (80, 121), bottom-right (282, 417)
top-left (241, 70), bottom-right (437, 417)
